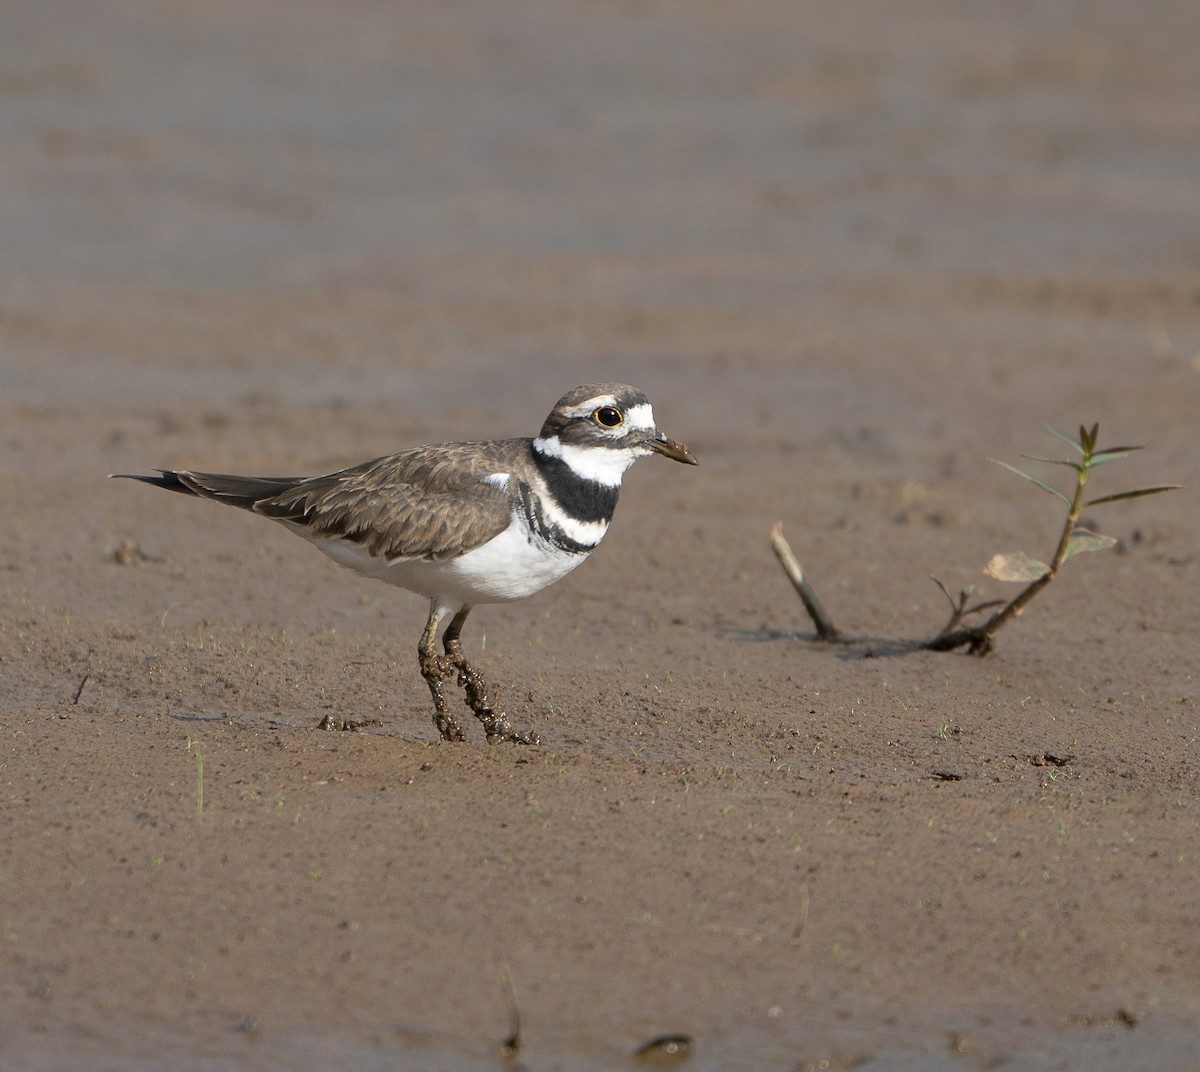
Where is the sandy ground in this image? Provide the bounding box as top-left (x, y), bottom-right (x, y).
top-left (2, 2), bottom-right (1199, 1069)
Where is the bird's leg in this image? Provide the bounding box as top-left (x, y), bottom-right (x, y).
top-left (418, 609), bottom-right (466, 742)
top-left (441, 608), bottom-right (540, 745)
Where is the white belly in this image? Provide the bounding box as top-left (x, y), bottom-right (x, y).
top-left (292, 520), bottom-right (591, 607)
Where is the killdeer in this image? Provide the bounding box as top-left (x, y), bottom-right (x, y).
top-left (113, 384), bottom-right (696, 744)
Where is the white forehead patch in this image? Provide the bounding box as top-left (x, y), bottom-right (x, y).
top-left (623, 402), bottom-right (656, 431)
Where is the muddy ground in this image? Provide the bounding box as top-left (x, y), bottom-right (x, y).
top-left (2, 2), bottom-right (1198, 1069)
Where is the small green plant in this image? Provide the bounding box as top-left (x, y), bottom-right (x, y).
top-left (772, 423), bottom-right (1179, 655)
top-left (926, 423), bottom-right (1179, 654)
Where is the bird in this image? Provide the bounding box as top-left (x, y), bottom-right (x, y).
top-left (113, 384), bottom-right (697, 744)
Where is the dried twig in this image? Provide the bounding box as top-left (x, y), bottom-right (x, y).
top-left (769, 523), bottom-right (840, 641)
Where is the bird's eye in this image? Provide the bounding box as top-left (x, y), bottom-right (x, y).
top-left (593, 406), bottom-right (623, 428)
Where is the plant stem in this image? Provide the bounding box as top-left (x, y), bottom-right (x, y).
top-left (930, 435), bottom-right (1092, 654)
top-left (770, 523), bottom-right (840, 642)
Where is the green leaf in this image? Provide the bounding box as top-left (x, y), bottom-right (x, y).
top-left (931, 576), bottom-right (950, 607)
top-left (1085, 485), bottom-right (1183, 507)
top-left (1043, 424), bottom-right (1085, 455)
top-left (984, 552), bottom-right (1050, 582)
top-left (1086, 451), bottom-right (1130, 468)
top-left (1088, 445), bottom-right (1142, 468)
top-left (1063, 528), bottom-right (1117, 559)
top-left (992, 460), bottom-right (1070, 504)
top-left (1021, 453), bottom-right (1083, 472)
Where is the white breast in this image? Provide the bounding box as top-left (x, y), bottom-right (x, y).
top-left (287, 514), bottom-right (594, 607)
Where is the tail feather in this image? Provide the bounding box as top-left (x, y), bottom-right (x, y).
top-left (110, 470), bottom-right (305, 511)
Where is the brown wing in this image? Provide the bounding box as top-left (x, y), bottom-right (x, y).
top-left (251, 439), bottom-right (524, 560)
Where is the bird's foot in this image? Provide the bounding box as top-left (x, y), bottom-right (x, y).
top-left (452, 658), bottom-right (540, 746)
top-left (486, 721), bottom-right (542, 746)
top-left (419, 649), bottom-right (469, 742)
top-left (429, 678), bottom-right (469, 742)
top-left (433, 712), bottom-right (469, 742)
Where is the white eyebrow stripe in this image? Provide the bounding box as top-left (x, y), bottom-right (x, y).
top-left (481, 472), bottom-right (511, 489)
top-left (559, 395), bottom-right (620, 419)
